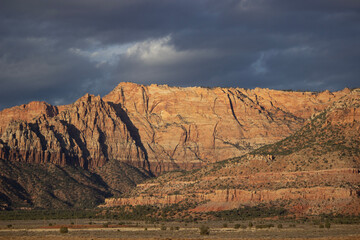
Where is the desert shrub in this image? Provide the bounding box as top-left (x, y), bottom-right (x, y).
top-left (199, 225), bottom-right (210, 235)
top-left (234, 223), bottom-right (241, 229)
top-left (144, 227), bottom-right (147, 231)
top-left (223, 223), bottom-right (228, 228)
top-left (241, 225), bottom-right (247, 229)
top-left (175, 226), bottom-right (180, 230)
top-left (319, 224), bottom-right (324, 228)
top-left (313, 220), bottom-right (321, 225)
top-left (59, 226), bottom-right (68, 233)
top-left (161, 225), bottom-right (167, 231)
top-left (7, 224), bottom-right (12, 228)
top-left (209, 204), bottom-right (287, 221)
top-left (170, 226), bottom-right (174, 231)
top-left (0, 209), bottom-right (99, 221)
top-left (327, 214), bottom-right (360, 224)
top-left (102, 223), bottom-right (109, 228)
top-left (277, 224), bottom-right (283, 229)
top-left (255, 224), bottom-right (274, 229)
top-left (289, 224), bottom-right (296, 228)
top-left (48, 223), bottom-right (53, 226)
top-left (325, 222), bottom-right (331, 228)
top-left (248, 222), bottom-right (253, 227)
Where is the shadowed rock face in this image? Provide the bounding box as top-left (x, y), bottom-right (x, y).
top-left (0, 83), bottom-right (349, 175)
top-left (0, 158), bottom-right (150, 209)
top-left (0, 93), bottom-right (153, 209)
top-left (0, 94), bottom-right (149, 171)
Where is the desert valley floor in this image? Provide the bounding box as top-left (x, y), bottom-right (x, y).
top-left (1, 219), bottom-right (360, 240)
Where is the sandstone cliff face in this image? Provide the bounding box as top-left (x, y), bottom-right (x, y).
top-left (103, 186), bottom-right (359, 215)
top-left (0, 94), bottom-right (148, 170)
top-left (0, 101), bottom-right (58, 136)
top-left (100, 168), bottom-right (360, 215)
top-left (103, 83), bottom-right (348, 174)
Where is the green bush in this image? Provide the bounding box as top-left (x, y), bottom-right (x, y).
top-left (161, 225), bottom-right (167, 231)
top-left (175, 226), bottom-right (180, 230)
top-left (277, 224), bottom-right (283, 229)
top-left (199, 225), bottom-right (210, 235)
top-left (223, 223), bottom-right (228, 228)
top-left (234, 223), bottom-right (241, 229)
top-left (313, 220), bottom-right (321, 225)
top-left (209, 205), bottom-right (287, 221)
top-left (59, 226), bottom-right (68, 233)
top-left (248, 222), bottom-right (253, 227)
top-left (255, 224), bottom-right (274, 229)
top-left (325, 222), bottom-right (331, 228)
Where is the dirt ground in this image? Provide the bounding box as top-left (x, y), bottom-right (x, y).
top-left (1, 237), bottom-right (360, 240)
top-left (0, 219), bottom-right (359, 240)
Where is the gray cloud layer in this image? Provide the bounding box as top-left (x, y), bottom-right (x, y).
top-left (1, 0), bottom-right (359, 109)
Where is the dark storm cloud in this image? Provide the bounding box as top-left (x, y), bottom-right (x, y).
top-left (0, 0), bottom-right (359, 109)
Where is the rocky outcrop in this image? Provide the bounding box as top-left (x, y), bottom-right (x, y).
top-left (103, 83), bottom-right (348, 174)
top-left (0, 94), bottom-right (148, 170)
top-left (103, 186), bottom-right (359, 215)
top-left (100, 168), bottom-right (360, 215)
top-left (0, 101), bottom-right (58, 135)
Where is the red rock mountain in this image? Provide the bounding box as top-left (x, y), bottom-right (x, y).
top-left (103, 83), bottom-right (349, 174)
top-left (0, 82), bottom-right (355, 210)
top-left (1, 82), bottom-right (346, 174)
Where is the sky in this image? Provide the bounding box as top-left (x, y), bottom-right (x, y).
top-left (0, 0), bottom-right (359, 109)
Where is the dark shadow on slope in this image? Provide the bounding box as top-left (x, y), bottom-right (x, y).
top-left (107, 102), bottom-right (153, 177)
top-left (59, 120), bottom-right (90, 169)
top-left (0, 174), bottom-right (32, 208)
top-left (97, 127), bottom-right (109, 159)
top-left (28, 123), bottom-right (47, 151)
